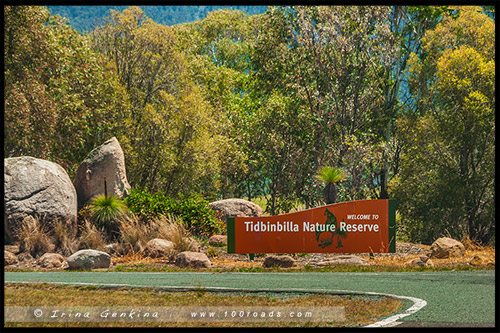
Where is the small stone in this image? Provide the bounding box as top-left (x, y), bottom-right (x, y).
top-left (36, 253), bottom-right (66, 268)
top-left (429, 237), bottom-right (465, 259)
top-left (17, 252), bottom-right (35, 262)
top-left (263, 255), bottom-right (295, 268)
top-left (144, 238), bottom-right (175, 258)
top-left (470, 255), bottom-right (485, 266)
top-left (183, 237), bottom-right (201, 252)
top-left (4, 250), bottom-right (18, 266)
top-left (208, 235), bottom-right (227, 247)
top-left (174, 251), bottom-right (211, 268)
top-left (316, 255), bottom-right (369, 267)
top-left (406, 256), bottom-right (433, 267)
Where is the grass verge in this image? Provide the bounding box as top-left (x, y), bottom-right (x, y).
top-left (4, 283), bottom-right (402, 328)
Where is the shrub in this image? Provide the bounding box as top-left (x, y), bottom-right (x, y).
top-left (125, 188), bottom-right (225, 237)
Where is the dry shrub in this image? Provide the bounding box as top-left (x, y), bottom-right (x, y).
top-left (52, 219), bottom-right (79, 256)
top-left (154, 215), bottom-right (198, 253)
top-left (119, 215), bottom-right (154, 253)
top-left (461, 236), bottom-right (483, 251)
top-left (17, 215), bottom-right (52, 258)
top-left (118, 214), bottom-right (197, 257)
top-left (78, 220), bottom-right (107, 251)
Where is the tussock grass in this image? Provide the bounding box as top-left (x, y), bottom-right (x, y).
top-left (118, 214), bottom-right (198, 257)
top-left (17, 216), bottom-right (52, 258)
top-left (78, 220), bottom-right (108, 251)
top-left (52, 219), bottom-right (79, 256)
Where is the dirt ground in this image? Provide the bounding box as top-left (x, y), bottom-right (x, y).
top-left (205, 241), bottom-right (495, 270)
top-left (5, 241), bottom-right (495, 271)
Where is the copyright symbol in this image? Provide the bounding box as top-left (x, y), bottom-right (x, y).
top-left (33, 309), bottom-right (43, 318)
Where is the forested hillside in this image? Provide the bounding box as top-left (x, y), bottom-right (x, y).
top-left (47, 6), bottom-right (267, 32)
top-left (4, 6), bottom-right (495, 245)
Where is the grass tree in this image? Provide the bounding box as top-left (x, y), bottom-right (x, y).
top-left (90, 194), bottom-right (128, 241)
top-left (316, 166), bottom-right (345, 205)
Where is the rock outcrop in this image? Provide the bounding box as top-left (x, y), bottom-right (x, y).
top-left (4, 156), bottom-right (77, 241)
top-left (73, 137), bottom-right (131, 208)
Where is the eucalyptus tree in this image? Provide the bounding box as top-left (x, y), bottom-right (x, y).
top-left (90, 7), bottom-right (229, 196)
top-left (393, 6), bottom-right (495, 243)
top-left (4, 6), bottom-right (124, 175)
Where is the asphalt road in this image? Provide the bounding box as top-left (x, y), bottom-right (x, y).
top-left (4, 270), bottom-right (495, 327)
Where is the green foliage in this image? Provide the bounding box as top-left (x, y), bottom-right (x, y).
top-left (90, 195), bottom-right (128, 239)
top-left (125, 188), bottom-right (225, 237)
top-left (90, 7), bottom-right (230, 197)
top-left (5, 5), bottom-right (495, 245)
top-left (394, 6), bottom-right (495, 244)
top-left (315, 167), bottom-right (345, 184)
top-left (4, 6), bottom-right (125, 175)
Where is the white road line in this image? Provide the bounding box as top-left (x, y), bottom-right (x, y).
top-left (5, 279), bottom-right (427, 327)
top-left (362, 292), bottom-right (427, 327)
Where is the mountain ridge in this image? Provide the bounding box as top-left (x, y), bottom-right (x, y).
top-left (47, 6), bottom-right (268, 33)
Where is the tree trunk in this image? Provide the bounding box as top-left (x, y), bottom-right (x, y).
top-left (323, 183), bottom-right (338, 205)
top-left (380, 169), bottom-right (389, 199)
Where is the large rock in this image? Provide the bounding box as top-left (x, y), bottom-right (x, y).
top-left (429, 237), bottom-right (465, 259)
top-left (144, 238), bottom-right (175, 258)
top-left (67, 249), bottom-right (111, 270)
top-left (174, 251), bottom-right (211, 268)
top-left (209, 198), bottom-right (262, 223)
top-left (4, 156), bottom-right (77, 241)
top-left (263, 255), bottom-right (295, 268)
top-left (73, 137), bottom-right (131, 208)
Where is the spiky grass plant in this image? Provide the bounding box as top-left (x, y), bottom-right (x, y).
top-left (90, 194), bottom-right (128, 240)
top-left (315, 166), bottom-right (345, 205)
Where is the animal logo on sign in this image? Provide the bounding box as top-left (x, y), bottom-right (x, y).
top-left (315, 208), bottom-right (347, 248)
